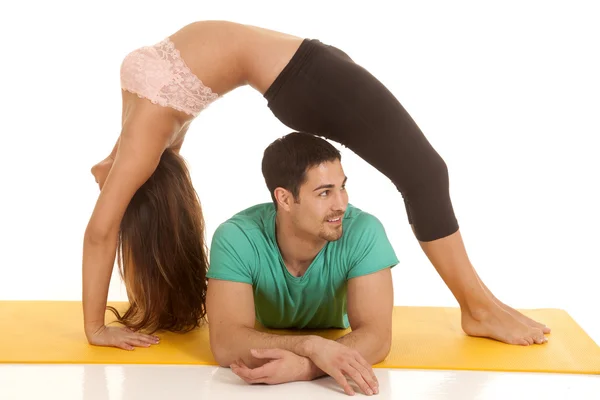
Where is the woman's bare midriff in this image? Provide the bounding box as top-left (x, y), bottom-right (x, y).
top-left (120, 20), bottom-right (304, 149)
top-left (168, 21), bottom-right (304, 95)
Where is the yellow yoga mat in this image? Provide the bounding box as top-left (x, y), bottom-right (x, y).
top-left (1, 301), bottom-right (598, 374)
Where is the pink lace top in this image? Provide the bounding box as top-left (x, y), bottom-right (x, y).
top-left (120, 38), bottom-right (219, 117)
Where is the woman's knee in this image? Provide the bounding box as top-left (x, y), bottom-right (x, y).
top-left (399, 151), bottom-right (450, 198)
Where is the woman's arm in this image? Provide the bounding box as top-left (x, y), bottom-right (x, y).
top-left (82, 113), bottom-right (174, 348)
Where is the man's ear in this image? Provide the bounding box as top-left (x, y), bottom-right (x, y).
top-left (274, 187), bottom-right (293, 211)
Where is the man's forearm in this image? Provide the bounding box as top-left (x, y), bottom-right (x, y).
top-left (213, 326), bottom-right (316, 368)
top-left (214, 325), bottom-right (390, 379)
top-left (301, 327), bottom-right (391, 381)
top-left (336, 327), bottom-right (391, 365)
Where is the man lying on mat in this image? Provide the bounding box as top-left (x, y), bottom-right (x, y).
top-left (205, 132), bottom-right (397, 396)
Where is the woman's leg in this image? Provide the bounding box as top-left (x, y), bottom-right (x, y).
top-left (264, 39), bottom-right (548, 345)
top-left (416, 228), bottom-right (548, 345)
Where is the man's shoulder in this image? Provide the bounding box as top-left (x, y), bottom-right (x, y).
top-left (343, 204), bottom-right (384, 231)
top-left (208, 204), bottom-right (276, 283)
top-left (213, 202), bottom-right (274, 242)
top-left (336, 204), bottom-right (399, 276)
top-left (337, 204), bottom-right (390, 248)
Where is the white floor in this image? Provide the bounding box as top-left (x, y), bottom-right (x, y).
top-left (1, 364), bottom-right (598, 400)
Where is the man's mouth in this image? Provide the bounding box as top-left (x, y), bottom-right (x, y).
top-left (326, 217), bottom-right (342, 224)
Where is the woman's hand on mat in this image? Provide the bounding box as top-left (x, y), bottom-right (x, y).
top-left (306, 337), bottom-right (379, 396)
top-left (87, 325), bottom-right (160, 350)
top-left (230, 348), bottom-right (315, 384)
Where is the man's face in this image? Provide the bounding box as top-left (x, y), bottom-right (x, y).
top-left (289, 160), bottom-right (349, 242)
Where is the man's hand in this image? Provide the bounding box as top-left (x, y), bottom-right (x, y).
top-left (306, 336), bottom-right (379, 396)
top-left (230, 348), bottom-right (315, 384)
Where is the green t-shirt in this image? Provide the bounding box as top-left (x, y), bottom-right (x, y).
top-left (207, 203), bottom-right (399, 329)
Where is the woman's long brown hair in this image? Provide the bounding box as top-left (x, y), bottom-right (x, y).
top-left (106, 149), bottom-right (208, 333)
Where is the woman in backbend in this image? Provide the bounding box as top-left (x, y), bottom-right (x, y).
top-left (86, 20), bottom-right (549, 353)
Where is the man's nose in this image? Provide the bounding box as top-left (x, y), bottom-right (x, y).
top-left (332, 191), bottom-right (346, 210)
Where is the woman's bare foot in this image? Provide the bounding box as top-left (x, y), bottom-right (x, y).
top-left (470, 269), bottom-right (552, 334)
top-left (498, 303), bottom-right (551, 334)
top-left (479, 286), bottom-right (552, 334)
top-left (412, 227), bottom-right (551, 342)
top-left (461, 306), bottom-right (548, 345)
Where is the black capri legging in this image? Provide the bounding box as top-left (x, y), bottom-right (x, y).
top-left (263, 38), bottom-right (459, 242)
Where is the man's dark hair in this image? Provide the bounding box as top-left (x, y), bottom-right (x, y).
top-left (262, 132), bottom-right (341, 207)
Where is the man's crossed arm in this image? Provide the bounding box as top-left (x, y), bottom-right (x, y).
top-left (205, 267), bottom-right (393, 396)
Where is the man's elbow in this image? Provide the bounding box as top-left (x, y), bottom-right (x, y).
top-left (373, 332), bottom-right (392, 364)
top-left (214, 353), bottom-right (233, 369)
top-left (209, 329), bottom-right (249, 368)
top-left (210, 339), bottom-right (234, 368)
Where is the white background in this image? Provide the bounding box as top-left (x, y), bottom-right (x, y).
top-left (0, 0), bottom-right (598, 343)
